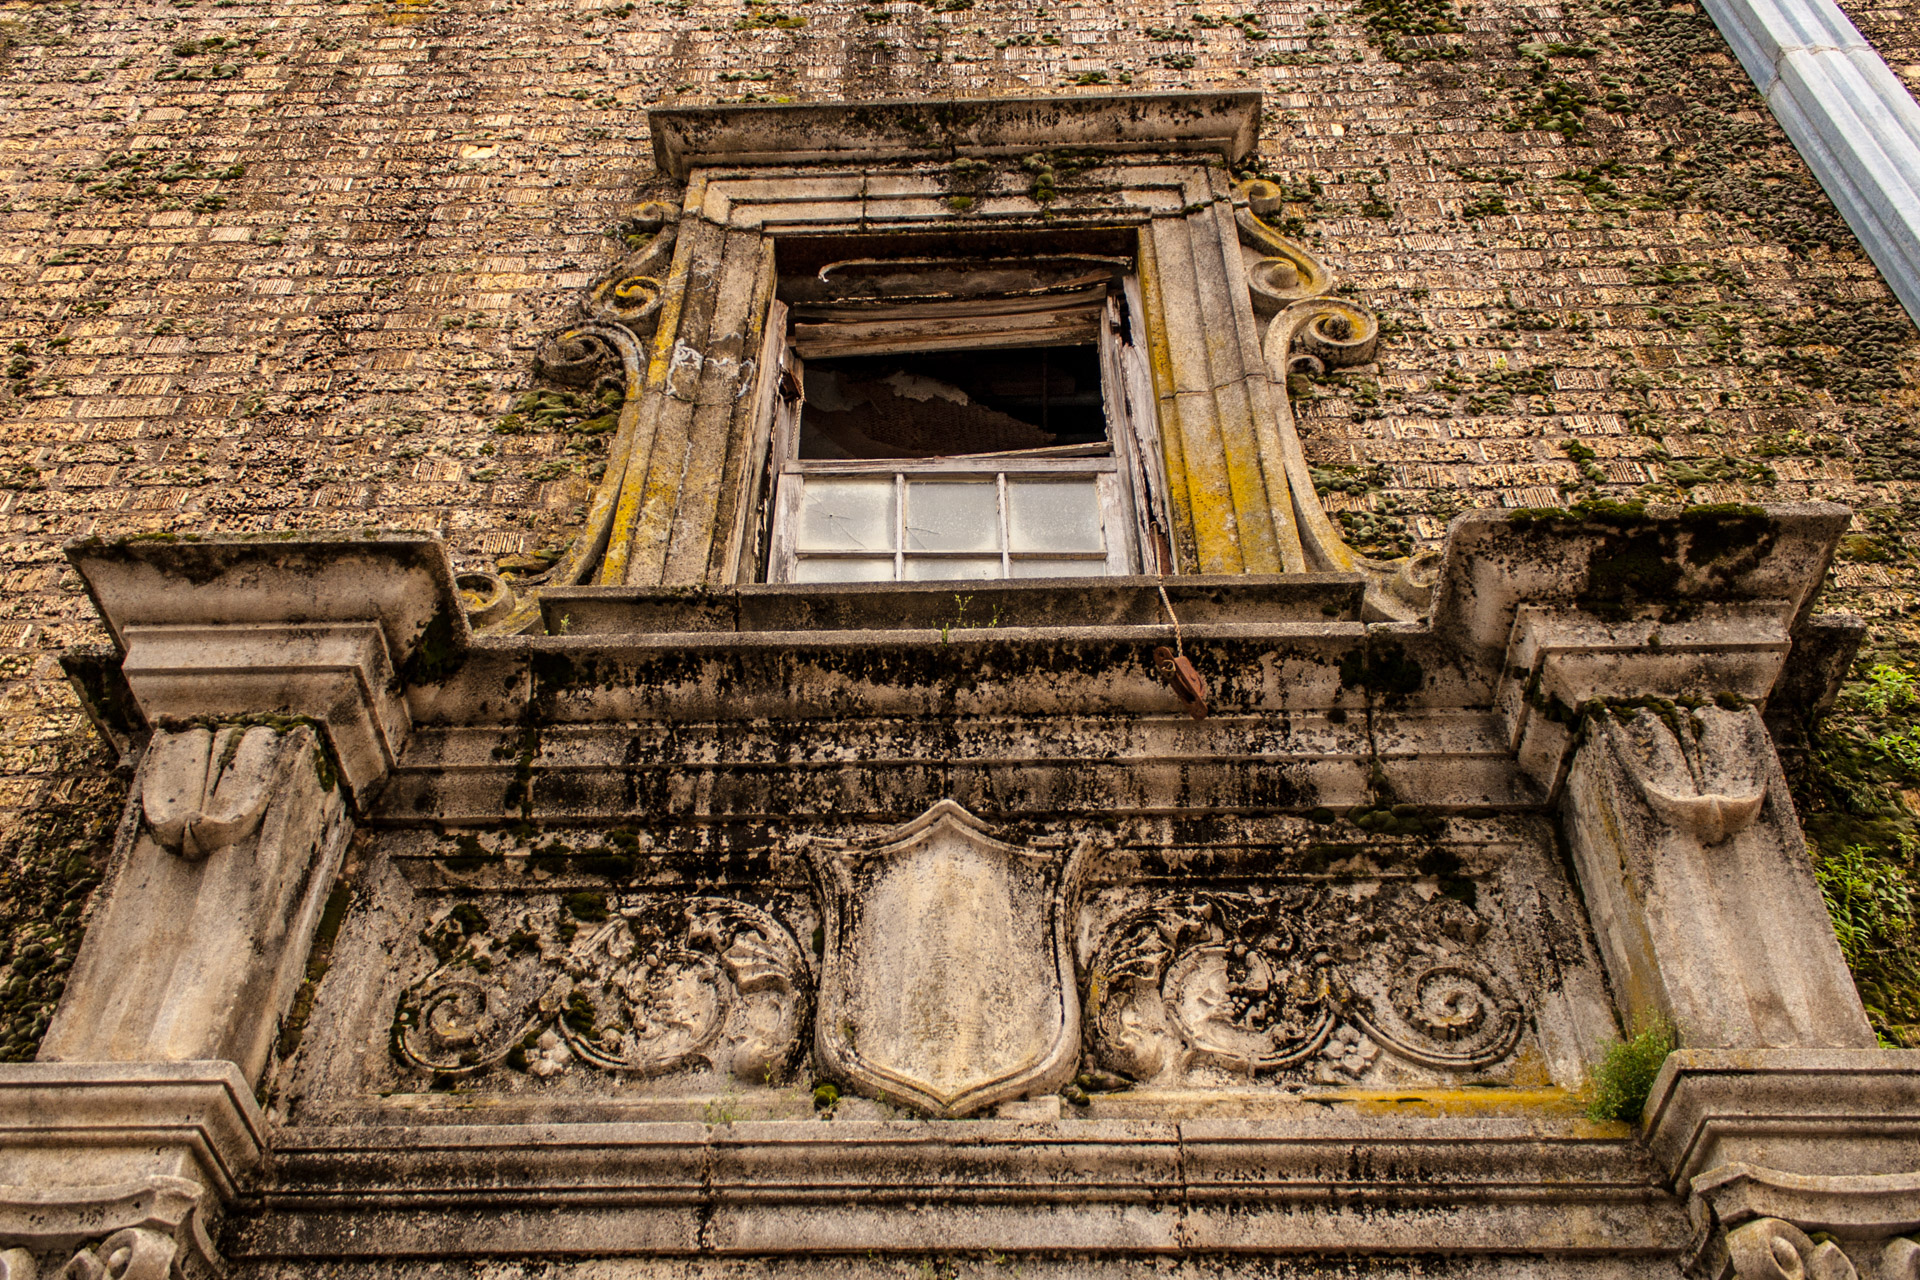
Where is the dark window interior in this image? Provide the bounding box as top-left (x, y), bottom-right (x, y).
top-left (798, 344), bottom-right (1108, 461)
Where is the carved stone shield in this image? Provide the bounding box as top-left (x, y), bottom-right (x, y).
top-left (810, 800), bottom-right (1080, 1118)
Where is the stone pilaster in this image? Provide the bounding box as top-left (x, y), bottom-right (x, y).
top-left (0, 538), bottom-right (467, 1277)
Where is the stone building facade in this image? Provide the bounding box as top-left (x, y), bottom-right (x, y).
top-left (2, 0), bottom-right (1920, 1271)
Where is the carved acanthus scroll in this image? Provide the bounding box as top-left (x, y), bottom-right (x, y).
top-left (394, 894), bottom-right (809, 1085)
top-left (1088, 885), bottom-right (1523, 1086)
top-left (1235, 179), bottom-right (1435, 620)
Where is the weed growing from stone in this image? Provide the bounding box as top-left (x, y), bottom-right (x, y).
top-left (1584, 1018), bottom-right (1673, 1122)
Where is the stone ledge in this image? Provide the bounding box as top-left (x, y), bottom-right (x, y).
top-left (538, 574), bottom-right (1367, 636)
top-left (1642, 1049), bottom-right (1920, 1189)
top-left (238, 1112), bottom-right (1682, 1259)
top-left (0, 1061), bottom-right (268, 1202)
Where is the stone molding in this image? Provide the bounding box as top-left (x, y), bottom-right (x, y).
top-left (0, 1061), bottom-right (267, 1201)
top-left (236, 1113), bottom-right (1683, 1259)
top-left (68, 536), bottom-right (464, 664)
top-left (119, 622), bottom-right (405, 806)
top-left (1700, 0), bottom-right (1920, 327)
top-left (1643, 1050), bottom-right (1920, 1189)
top-left (1430, 504), bottom-right (1849, 663)
top-left (646, 90), bottom-right (1262, 179)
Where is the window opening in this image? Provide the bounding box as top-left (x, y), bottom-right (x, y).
top-left (758, 271), bottom-right (1167, 585)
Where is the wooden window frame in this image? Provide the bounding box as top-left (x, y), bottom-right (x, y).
top-left (758, 283), bottom-right (1170, 585)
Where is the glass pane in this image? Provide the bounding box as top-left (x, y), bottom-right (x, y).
top-left (796, 478), bottom-right (895, 553)
top-left (904, 557), bottom-right (1003, 581)
top-left (1006, 480), bottom-right (1105, 553)
top-left (904, 481), bottom-right (999, 553)
top-left (1010, 558), bottom-right (1110, 578)
top-left (793, 556), bottom-right (896, 583)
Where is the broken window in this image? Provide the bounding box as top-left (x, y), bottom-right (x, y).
top-left (752, 252), bottom-right (1170, 584)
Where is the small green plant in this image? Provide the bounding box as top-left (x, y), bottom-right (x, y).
top-left (1817, 841), bottom-right (1918, 972)
top-left (1856, 664), bottom-right (1919, 717)
top-left (1584, 1018), bottom-right (1673, 1122)
top-left (1876, 728), bottom-right (1920, 776)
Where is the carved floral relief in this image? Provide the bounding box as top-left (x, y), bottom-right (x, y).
top-left (1087, 883), bottom-right (1524, 1087)
top-left (393, 892), bottom-right (809, 1086)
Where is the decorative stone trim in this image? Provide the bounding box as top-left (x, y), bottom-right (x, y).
top-left (0, 1061), bottom-right (266, 1201)
top-left (0, 1178), bottom-right (219, 1280)
top-left (1498, 600), bottom-right (1798, 796)
top-left (38, 723), bottom-right (353, 1081)
top-left (647, 91), bottom-right (1263, 179)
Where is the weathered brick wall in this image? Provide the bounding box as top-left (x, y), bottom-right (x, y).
top-left (2, 0), bottom-right (1917, 1055)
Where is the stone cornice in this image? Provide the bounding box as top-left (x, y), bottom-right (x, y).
top-left (0, 1061), bottom-right (268, 1202)
top-left (646, 91), bottom-right (1264, 180)
top-left (237, 1111), bottom-right (1682, 1259)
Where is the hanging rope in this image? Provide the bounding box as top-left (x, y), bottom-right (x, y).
top-left (1153, 581), bottom-right (1207, 719)
top-left (1157, 580), bottom-right (1184, 658)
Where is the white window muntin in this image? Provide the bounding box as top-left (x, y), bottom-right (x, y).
top-left (779, 464), bottom-right (1129, 583)
top-left (764, 285), bottom-right (1163, 584)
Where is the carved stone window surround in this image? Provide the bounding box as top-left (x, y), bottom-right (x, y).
top-left (481, 91), bottom-right (1418, 634)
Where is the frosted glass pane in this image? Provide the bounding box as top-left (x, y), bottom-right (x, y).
top-left (797, 479), bottom-right (895, 553)
top-left (904, 557), bottom-right (1003, 581)
top-left (1006, 480), bottom-right (1104, 553)
top-left (1010, 558), bottom-right (1109, 578)
top-left (904, 482), bottom-right (999, 553)
top-left (793, 556), bottom-right (896, 583)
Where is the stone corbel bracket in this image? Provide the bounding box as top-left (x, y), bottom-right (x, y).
top-left (1419, 503), bottom-right (1855, 801)
top-left (1500, 600), bottom-right (1797, 797)
top-left (1644, 1049), bottom-right (1920, 1280)
top-left (65, 536), bottom-right (468, 810)
top-left (0, 1061), bottom-right (267, 1280)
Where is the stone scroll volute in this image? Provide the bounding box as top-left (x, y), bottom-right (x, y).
top-left (1721, 1218), bottom-right (1920, 1280)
